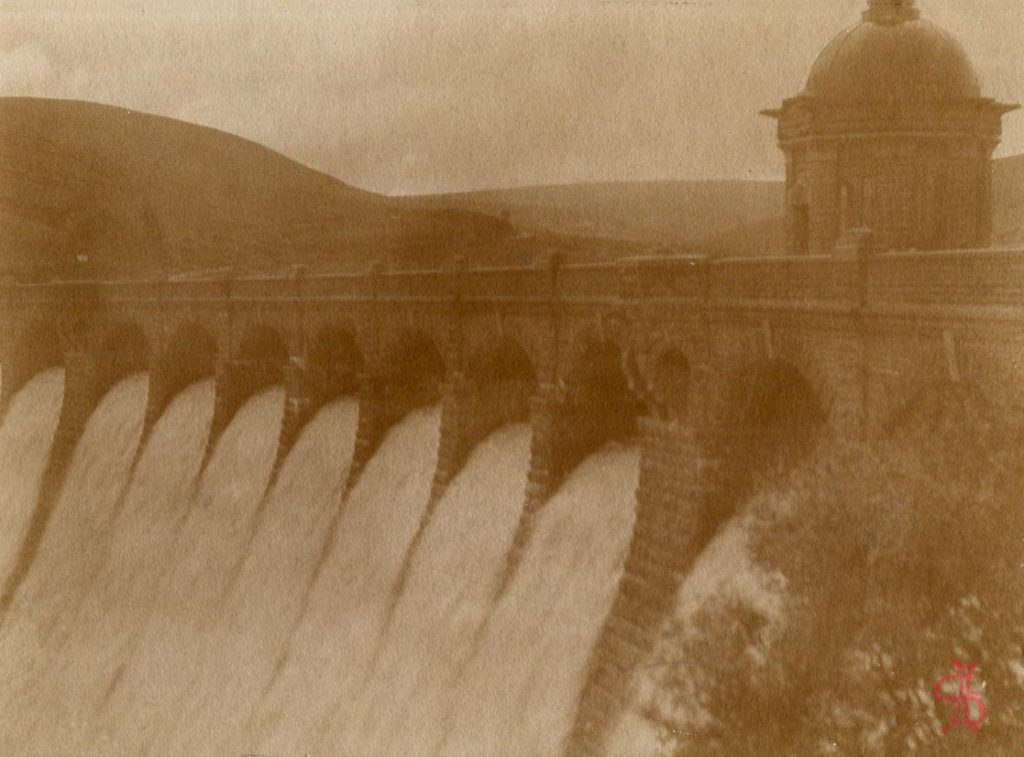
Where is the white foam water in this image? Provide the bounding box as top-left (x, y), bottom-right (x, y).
top-left (40, 378), bottom-right (216, 753)
top-left (0, 373), bottom-right (148, 752)
top-left (155, 397), bottom-right (360, 755)
top-left (0, 383), bottom-right (650, 756)
top-left (337, 422), bottom-right (533, 755)
top-left (0, 368), bottom-right (64, 587)
top-left (245, 404), bottom-right (440, 755)
top-left (90, 385), bottom-right (284, 753)
top-left (439, 441), bottom-right (641, 756)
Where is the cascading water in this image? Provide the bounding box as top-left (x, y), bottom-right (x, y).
top-left (248, 404), bottom-right (441, 756)
top-left (0, 373), bottom-right (148, 751)
top-left (24, 378), bottom-right (216, 754)
top-left (151, 397), bottom-right (360, 756)
top-left (91, 385), bottom-right (284, 753)
top-left (439, 442), bottom-right (641, 756)
top-left (606, 512), bottom-right (784, 754)
top-left (0, 368), bottom-right (64, 586)
top-left (0, 380), bottom-right (652, 755)
top-left (337, 422), bottom-right (533, 755)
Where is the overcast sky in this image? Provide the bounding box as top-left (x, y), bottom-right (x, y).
top-left (1, 0), bottom-right (1021, 195)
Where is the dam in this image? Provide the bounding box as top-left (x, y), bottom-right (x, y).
top-left (0, 243), bottom-right (1022, 754)
top-left (0, 0), bottom-right (1022, 753)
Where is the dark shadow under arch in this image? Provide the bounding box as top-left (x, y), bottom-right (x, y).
top-left (378, 329), bottom-right (445, 409)
top-left (237, 324), bottom-right (288, 382)
top-left (2, 319), bottom-right (64, 412)
top-left (557, 337), bottom-right (644, 480)
top-left (144, 323), bottom-right (218, 438)
top-left (161, 323), bottom-right (217, 393)
top-left (95, 321), bottom-right (151, 396)
top-left (307, 325), bottom-right (364, 402)
top-left (466, 335), bottom-right (537, 386)
top-left (709, 359), bottom-right (826, 523)
top-left (743, 359), bottom-right (823, 432)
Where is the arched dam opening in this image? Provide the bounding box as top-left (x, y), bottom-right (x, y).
top-left (0, 328), bottom-right (648, 755)
top-left (1, 251), bottom-right (1023, 756)
top-left (0, 310), bottom-right (1019, 755)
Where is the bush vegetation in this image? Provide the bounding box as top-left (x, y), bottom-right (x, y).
top-left (646, 385), bottom-right (1024, 755)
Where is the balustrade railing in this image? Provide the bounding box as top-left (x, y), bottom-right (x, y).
top-left (2, 248), bottom-right (1022, 315)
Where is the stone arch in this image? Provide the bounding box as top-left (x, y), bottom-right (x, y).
top-left (307, 324), bottom-right (364, 402)
top-left (161, 322), bottom-right (218, 393)
top-left (93, 320), bottom-right (151, 394)
top-left (742, 359), bottom-right (824, 433)
top-left (886, 379), bottom-right (996, 437)
top-left (456, 333), bottom-right (537, 444)
top-left (1, 318), bottom-right (65, 410)
top-left (343, 329), bottom-right (447, 495)
top-left (707, 358), bottom-right (826, 521)
top-left (235, 323), bottom-right (288, 387)
top-left (144, 322), bottom-right (218, 437)
top-left (465, 333), bottom-right (537, 397)
top-left (562, 336), bottom-right (643, 419)
top-left (884, 377), bottom-right (1013, 500)
top-left (376, 328), bottom-right (446, 408)
top-left (205, 322), bottom-right (288, 460)
top-left (553, 336), bottom-right (645, 479)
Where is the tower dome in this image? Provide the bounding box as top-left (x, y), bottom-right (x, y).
top-left (804, 9), bottom-right (981, 102)
top-left (763, 0), bottom-right (1018, 255)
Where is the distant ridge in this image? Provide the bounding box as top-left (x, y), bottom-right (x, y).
top-left (406, 179), bottom-right (785, 253)
top-left (416, 153), bottom-right (1024, 256)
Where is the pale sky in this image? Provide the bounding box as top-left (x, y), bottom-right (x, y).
top-left (1, 0), bottom-right (1021, 195)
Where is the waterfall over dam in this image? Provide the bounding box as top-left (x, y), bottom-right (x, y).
top-left (0, 372), bottom-right (654, 755)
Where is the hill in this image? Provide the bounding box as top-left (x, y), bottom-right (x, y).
top-left (418, 154), bottom-right (1024, 257)
top-left (0, 98), bottom-right (633, 278)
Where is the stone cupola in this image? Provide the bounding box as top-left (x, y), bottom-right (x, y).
top-left (763, 0), bottom-right (1019, 255)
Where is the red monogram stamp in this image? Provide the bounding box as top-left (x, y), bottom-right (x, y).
top-left (933, 659), bottom-right (987, 733)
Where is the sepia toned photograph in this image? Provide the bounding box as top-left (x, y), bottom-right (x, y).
top-left (0, 0), bottom-right (1021, 754)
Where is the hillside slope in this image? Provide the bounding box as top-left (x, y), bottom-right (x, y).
top-left (417, 154), bottom-right (1024, 256)
top-left (407, 180), bottom-right (785, 253)
top-left (0, 98), bottom-right (608, 277)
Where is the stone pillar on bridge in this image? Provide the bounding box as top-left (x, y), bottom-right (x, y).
top-left (343, 369), bottom-right (441, 496)
top-left (203, 356), bottom-right (285, 466)
top-left (565, 416), bottom-right (735, 756)
top-left (497, 380), bottom-right (641, 595)
top-left (0, 345), bottom-right (138, 616)
top-left (270, 357), bottom-right (318, 483)
top-left (429, 370), bottom-right (531, 507)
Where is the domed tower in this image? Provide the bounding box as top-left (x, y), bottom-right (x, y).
top-left (763, 0), bottom-right (1018, 255)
